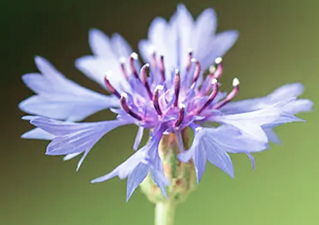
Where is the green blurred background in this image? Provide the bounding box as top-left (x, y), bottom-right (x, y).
top-left (1, 0), bottom-right (318, 224)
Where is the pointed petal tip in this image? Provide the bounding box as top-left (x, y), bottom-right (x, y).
top-left (89, 28), bottom-right (102, 36)
top-left (196, 175), bottom-right (202, 184)
top-left (34, 55), bottom-right (44, 63)
top-left (177, 3), bottom-right (187, 10)
top-left (90, 178), bottom-right (101, 184)
top-left (21, 115), bottom-right (38, 121)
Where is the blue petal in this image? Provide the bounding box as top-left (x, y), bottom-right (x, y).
top-left (126, 163), bottom-right (149, 201)
top-left (246, 153), bottom-right (255, 171)
top-left (91, 148), bottom-right (148, 183)
top-left (150, 168), bottom-right (169, 199)
top-left (169, 4), bottom-right (194, 72)
top-left (89, 29), bottom-right (114, 58)
top-left (25, 116), bottom-right (130, 170)
top-left (283, 99), bottom-right (313, 115)
top-left (214, 99), bottom-right (296, 142)
top-left (197, 30), bottom-right (239, 74)
top-left (76, 29), bottom-right (134, 91)
top-left (21, 128), bottom-right (54, 140)
top-left (198, 128), bottom-right (234, 178)
top-left (138, 5), bottom-right (238, 81)
top-left (63, 152), bottom-right (82, 161)
top-left (19, 56), bottom-right (118, 122)
top-left (263, 128), bottom-right (281, 144)
top-left (222, 83), bottom-right (312, 115)
top-left (92, 125), bottom-right (168, 200)
top-left (193, 141), bottom-right (207, 183)
top-left (179, 125), bottom-right (267, 180)
top-left (133, 127), bottom-right (144, 150)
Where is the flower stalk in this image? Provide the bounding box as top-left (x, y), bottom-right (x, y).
top-left (155, 201), bottom-right (176, 225)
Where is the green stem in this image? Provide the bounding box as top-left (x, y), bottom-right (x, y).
top-left (155, 201), bottom-right (176, 225)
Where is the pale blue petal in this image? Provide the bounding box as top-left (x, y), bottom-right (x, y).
top-left (147, 126), bottom-right (169, 197)
top-left (126, 163), bottom-right (149, 201)
top-left (263, 128), bottom-right (281, 144)
top-left (150, 168), bottom-right (168, 199)
top-left (246, 153), bottom-right (255, 171)
top-left (284, 99), bottom-right (313, 115)
top-left (92, 125), bottom-right (168, 200)
top-left (199, 131), bottom-right (234, 178)
top-left (193, 143), bottom-right (207, 183)
top-left (169, 4), bottom-right (194, 71)
top-left (111, 33), bottom-right (133, 58)
top-left (44, 122), bottom-right (128, 155)
top-left (179, 125), bottom-right (267, 180)
top-left (26, 116), bottom-right (130, 170)
top-left (19, 56), bottom-right (117, 121)
top-left (19, 94), bottom-right (118, 122)
top-left (91, 148), bottom-right (147, 183)
top-left (175, 130), bottom-right (185, 152)
top-left (139, 5), bottom-right (238, 82)
top-left (177, 146), bottom-right (194, 162)
top-left (76, 150), bottom-right (90, 171)
top-left (63, 152), bottom-right (82, 161)
top-left (214, 99), bottom-right (296, 142)
top-left (205, 125), bottom-right (268, 153)
top-left (221, 83), bottom-right (310, 114)
top-left (21, 128), bottom-right (54, 140)
top-left (75, 56), bottom-right (130, 92)
top-left (197, 30), bottom-right (239, 72)
top-left (89, 29), bottom-right (114, 58)
top-left (133, 127), bottom-right (144, 150)
top-left (76, 29), bottom-right (134, 91)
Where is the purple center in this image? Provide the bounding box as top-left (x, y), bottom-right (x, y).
top-left (105, 52), bottom-right (239, 130)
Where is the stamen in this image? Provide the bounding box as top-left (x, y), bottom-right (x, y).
top-left (200, 75), bottom-right (214, 95)
top-left (151, 52), bottom-right (157, 68)
top-left (104, 72), bottom-right (121, 98)
top-left (175, 103), bottom-right (185, 127)
top-left (174, 69), bottom-right (181, 107)
top-left (150, 46), bottom-right (157, 68)
top-left (213, 78), bottom-right (240, 109)
top-left (211, 57), bottom-right (223, 79)
top-left (191, 58), bottom-right (201, 84)
top-left (129, 52), bottom-right (139, 79)
top-left (119, 57), bottom-right (128, 80)
top-left (186, 48), bottom-right (193, 72)
top-left (159, 55), bottom-right (166, 81)
top-left (197, 79), bottom-right (219, 114)
top-left (120, 93), bottom-right (143, 121)
top-left (153, 85), bottom-right (164, 116)
top-left (140, 64), bottom-right (153, 99)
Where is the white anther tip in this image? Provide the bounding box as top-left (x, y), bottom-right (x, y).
top-left (119, 57), bottom-right (126, 63)
top-left (179, 103), bottom-right (186, 109)
top-left (187, 48), bottom-right (193, 53)
top-left (232, 78), bottom-right (240, 87)
top-left (145, 63), bottom-right (150, 67)
top-left (191, 58), bottom-right (198, 63)
top-left (121, 92), bottom-right (128, 98)
top-left (195, 127), bottom-right (202, 132)
top-left (209, 65), bottom-right (217, 74)
top-left (156, 85), bottom-right (164, 91)
top-left (215, 57), bottom-right (222, 64)
top-left (131, 52), bottom-right (139, 60)
top-left (175, 69), bottom-right (179, 74)
top-left (212, 78), bottom-right (218, 84)
top-left (149, 45), bottom-right (156, 54)
top-left (105, 71), bottom-right (113, 79)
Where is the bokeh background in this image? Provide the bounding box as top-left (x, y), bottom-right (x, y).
top-left (1, 0), bottom-right (318, 224)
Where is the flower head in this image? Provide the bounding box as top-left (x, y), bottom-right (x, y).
top-left (20, 5), bottom-right (312, 201)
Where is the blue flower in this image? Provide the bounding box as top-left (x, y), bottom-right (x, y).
top-left (20, 5), bottom-right (312, 200)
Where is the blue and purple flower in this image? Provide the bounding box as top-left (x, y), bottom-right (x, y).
top-left (19, 5), bottom-right (312, 201)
